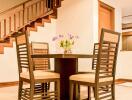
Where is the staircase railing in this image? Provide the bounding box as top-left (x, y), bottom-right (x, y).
top-left (0, 0), bottom-right (61, 42)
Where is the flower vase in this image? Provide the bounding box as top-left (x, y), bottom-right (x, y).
top-left (64, 49), bottom-right (72, 54)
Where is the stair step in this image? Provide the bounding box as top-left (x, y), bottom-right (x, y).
top-left (49, 15), bottom-right (57, 19)
top-left (42, 18), bottom-right (51, 23)
top-left (0, 45), bottom-right (4, 54)
top-left (27, 27), bottom-right (37, 32)
top-left (35, 22), bottom-right (43, 27)
top-left (0, 38), bottom-right (13, 46)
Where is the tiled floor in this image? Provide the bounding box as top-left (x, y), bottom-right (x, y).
top-left (0, 84), bottom-right (132, 100)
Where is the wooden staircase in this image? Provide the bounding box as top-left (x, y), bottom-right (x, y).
top-left (0, 0), bottom-right (63, 54)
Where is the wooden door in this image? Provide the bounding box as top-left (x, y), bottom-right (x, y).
top-left (99, 1), bottom-right (115, 39)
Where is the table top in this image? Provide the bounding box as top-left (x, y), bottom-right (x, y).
top-left (31, 54), bottom-right (93, 58)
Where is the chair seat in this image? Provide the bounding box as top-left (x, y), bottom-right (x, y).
top-left (20, 70), bottom-right (60, 80)
top-left (70, 73), bottom-right (113, 83)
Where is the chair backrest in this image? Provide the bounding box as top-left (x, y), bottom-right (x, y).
top-left (31, 42), bottom-right (50, 70)
top-left (15, 31), bottom-right (34, 79)
top-left (95, 28), bottom-right (120, 84)
top-left (92, 43), bottom-right (99, 70)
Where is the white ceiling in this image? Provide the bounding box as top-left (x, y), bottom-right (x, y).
top-left (115, 0), bottom-right (132, 17)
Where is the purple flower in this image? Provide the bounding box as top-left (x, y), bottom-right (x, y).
top-left (59, 34), bottom-right (64, 38)
top-left (75, 35), bottom-right (79, 39)
top-left (52, 36), bottom-right (58, 41)
top-left (70, 36), bottom-right (74, 39)
top-left (67, 33), bottom-right (74, 39)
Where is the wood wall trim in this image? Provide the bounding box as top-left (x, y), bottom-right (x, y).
top-left (99, 0), bottom-right (114, 10)
top-left (0, 79), bottom-right (132, 88)
top-left (0, 81), bottom-right (18, 88)
top-left (122, 32), bottom-right (132, 36)
top-left (115, 78), bottom-right (132, 84)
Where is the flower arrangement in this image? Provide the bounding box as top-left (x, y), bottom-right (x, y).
top-left (52, 33), bottom-right (79, 54)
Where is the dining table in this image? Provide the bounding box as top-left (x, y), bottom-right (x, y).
top-left (31, 54), bottom-right (93, 100)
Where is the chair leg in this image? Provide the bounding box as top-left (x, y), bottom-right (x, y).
top-left (75, 83), bottom-right (80, 100)
top-left (95, 87), bottom-right (99, 100)
top-left (57, 79), bottom-right (60, 100)
top-left (70, 81), bottom-right (74, 100)
top-left (41, 83), bottom-right (45, 99)
top-left (92, 87), bottom-right (95, 98)
top-left (18, 80), bottom-right (23, 100)
top-left (88, 86), bottom-right (91, 100)
top-left (111, 84), bottom-right (115, 100)
top-left (30, 83), bottom-right (34, 100)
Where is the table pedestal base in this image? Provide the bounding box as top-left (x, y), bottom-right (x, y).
top-left (55, 58), bottom-right (78, 100)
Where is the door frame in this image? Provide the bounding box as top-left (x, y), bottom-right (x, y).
top-left (98, 1), bottom-right (115, 33)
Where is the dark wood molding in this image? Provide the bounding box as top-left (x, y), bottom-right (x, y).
top-left (0, 79), bottom-right (132, 88)
top-left (122, 15), bottom-right (132, 18)
top-left (122, 32), bottom-right (132, 36)
top-left (122, 23), bottom-right (132, 30)
top-left (0, 81), bottom-right (18, 88)
top-left (115, 78), bottom-right (132, 84)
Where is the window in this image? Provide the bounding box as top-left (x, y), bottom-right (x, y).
top-left (122, 32), bottom-right (132, 51)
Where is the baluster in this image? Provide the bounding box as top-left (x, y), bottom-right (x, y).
top-left (37, 2), bottom-right (41, 17)
top-left (52, 0), bottom-right (56, 9)
top-left (46, 0), bottom-right (49, 11)
top-left (33, 3), bottom-right (37, 19)
top-left (18, 11), bottom-right (21, 29)
top-left (35, 3), bottom-right (38, 18)
top-left (4, 19), bottom-right (6, 37)
top-left (20, 10), bottom-right (23, 29)
top-left (43, 0), bottom-right (46, 14)
top-left (36, 2), bottom-right (39, 17)
top-left (58, 0), bottom-right (61, 7)
top-left (40, 0), bottom-right (44, 15)
top-left (50, 0), bottom-right (52, 10)
top-left (16, 12), bottom-right (19, 31)
top-left (9, 16), bottom-right (11, 33)
top-left (41, 0), bottom-right (44, 15)
top-left (0, 20), bottom-right (4, 38)
top-left (0, 22), bottom-right (1, 39)
top-left (14, 14), bottom-right (16, 31)
top-left (24, 7), bottom-right (28, 25)
top-left (27, 7), bottom-right (29, 23)
top-left (22, 4), bottom-right (25, 26)
top-left (31, 5), bottom-right (33, 21)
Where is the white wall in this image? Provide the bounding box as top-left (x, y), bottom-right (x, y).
top-left (117, 51), bottom-right (132, 79)
top-left (0, 42), bottom-right (18, 82)
top-left (118, 28), bottom-right (132, 79)
top-left (57, 0), bottom-right (122, 73)
top-left (0, 19), bottom-right (56, 82)
top-left (57, 0), bottom-right (94, 71)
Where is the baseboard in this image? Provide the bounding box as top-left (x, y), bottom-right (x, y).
top-left (115, 78), bottom-right (132, 84)
top-left (0, 79), bottom-right (132, 88)
top-left (0, 81), bottom-right (18, 88)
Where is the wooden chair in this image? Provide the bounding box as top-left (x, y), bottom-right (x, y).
top-left (92, 43), bottom-right (99, 70)
top-left (15, 31), bottom-right (60, 100)
top-left (30, 42), bottom-right (52, 95)
top-left (70, 28), bottom-right (120, 100)
top-left (31, 42), bottom-right (50, 71)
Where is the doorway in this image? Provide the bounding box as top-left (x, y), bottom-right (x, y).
top-left (98, 1), bottom-right (115, 39)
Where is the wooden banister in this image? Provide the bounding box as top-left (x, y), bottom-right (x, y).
top-left (0, 0), bottom-right (61, 42)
